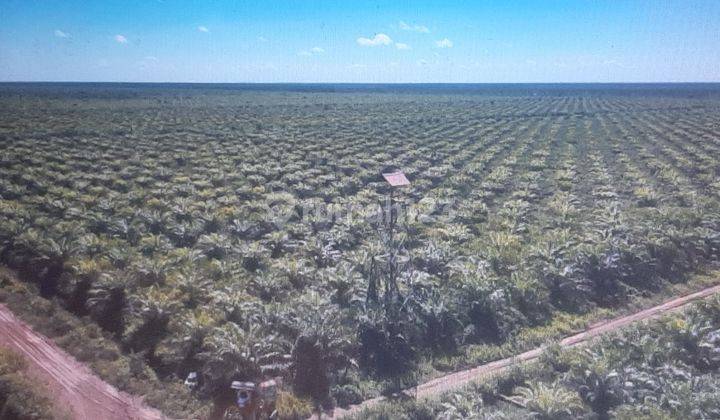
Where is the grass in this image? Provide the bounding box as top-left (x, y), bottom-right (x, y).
top-left (0, 347), bottom-right (70, 419)
top-left (349, 293), bottom-right (720, 419)
top-left (0, 266), bottom-right (208, 418)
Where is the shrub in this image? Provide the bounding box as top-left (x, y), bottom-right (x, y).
top-left (0, 348), bottom-right (59, 419)
top-left (275, 392), bottom-right (313, 420)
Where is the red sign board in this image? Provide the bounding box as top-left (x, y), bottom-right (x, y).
top-left (382, 171), bottom-right (410, 187)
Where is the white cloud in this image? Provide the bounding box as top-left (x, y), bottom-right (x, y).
top-left (257, 36), bottom-right (268, 42)
top-left (395, 43), bottom-right (411, 50)
top-left (399, 21), bottom-right (429, 33)
top-left (357, 33), bottom-right (392, 47)
top-left (54, 29), bottom-right (69, 38)
top-left (298, 47), bottom-right (325, 57)
top-left (198, 26), bottom-right (209, 33)
top-left (114, 34), bottom-right (128, 44)
top-left (435, 38), bottom-right (453, 48)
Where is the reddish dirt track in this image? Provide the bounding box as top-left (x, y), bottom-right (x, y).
top-left (0, 303), bottom-right (167, 420)
top-left (2, 284), bottom-right (719, 420)
top-left (321, 283), bottom-right (720, 419)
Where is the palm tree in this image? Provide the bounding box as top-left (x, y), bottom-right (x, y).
top-left (199, 322), bottom-right (289, 395)
top-left (414, 289), bottom-right (461, 354)
top-left (0, 217), bottom-right (28, 261)
top-left (290, 292), bottom-right (352, 407)
top-left (438, 392), bottom-right (484, 419)
top-left (62, 256), bottom-right (113, 315)
top-left (508, 381), bottom-right (584, 420)
top-left (167, 309), bottom-right (217, 375)
top-left (209, 288), bottom-right (264, 326)
top-left (138, 233), bottom-right (173, 256)
top-left (357, 304), bottom-right (417, 383)
top-left (320, 262), bottom-right (364, 307)
top-left (508, 271), bottom-right (550, 322)
top-left (196, 232), bottom-right (233, 260)
top-left (166, 219), bottom-right (204, 247)
top-left (666, 313), bottom-right (720, 371)
top-left (87, 274), bottom-right (128, 337)
top-left (166, 246), bottom-right (204, 266)
top-left (170, 269), bottom-right (213, 309)
top-left (577, 368), bottom-right (625, 420)
top-left (135, 209), bottom-right (171, 234)
top-left (303, 237), bottom-right (341, 269)
top-left (273, 257), bottom-right (314, 290)
top-left (262, 230), bottom-right (292, 258)
top-left (238, 241), bottom-right (269, 272)
top-left (125, 285), bottom-right (181, 354)
top-left (14, 229), bottom-right (79, 297)
top-left (132, 256), bottom-right (172, 286)
top-left (258, 267), bottom-right (297, 302)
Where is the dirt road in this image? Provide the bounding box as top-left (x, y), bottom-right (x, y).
top-left (324, 283), bottom-right (720, 419)
top-left (2, 284), bottom-right (719, 420)
top-left (0, 303), bottom-right (167, 420)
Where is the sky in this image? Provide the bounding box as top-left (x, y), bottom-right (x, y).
top-left (0, 0), bottom-right (719, 83)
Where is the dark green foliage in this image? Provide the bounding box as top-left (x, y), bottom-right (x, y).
top-left (358, 307), bottom-right (417, 378)
top-left (331, 384), bottom-right (363, 407)
top-left (1, 86), bottom-right (720, 415)
top-left (577, 369), bottom-right (625, 420)
top-left (292, 336), bottom-right (330, 405)
top-left (352, 296), bottom-right (720, 419)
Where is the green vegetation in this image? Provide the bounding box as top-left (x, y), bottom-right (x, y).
top-left (0, 347), bottom-right (61, 419)
top-left (0, 267), bottom-right (205, 418)
top-left (1, 85), bottom-right (719, 414)
top-left (351, 295), bottom-right (720, 419)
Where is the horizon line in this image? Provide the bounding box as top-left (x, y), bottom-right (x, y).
top-left (2, 80), bottom-right (720, 85)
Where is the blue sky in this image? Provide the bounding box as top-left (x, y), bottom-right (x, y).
top-left (0, 0), bottom-right (718, 83)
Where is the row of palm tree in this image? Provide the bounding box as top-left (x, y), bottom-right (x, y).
top-left (2, 92), bottom-right (720, 412)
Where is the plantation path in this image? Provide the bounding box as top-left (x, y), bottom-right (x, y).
top-left (2, 284), bottom-right (719, 420)
top-left (0, 304), bottom-right (166, 420)
top-left (322, 283), bottom-right (720, 419)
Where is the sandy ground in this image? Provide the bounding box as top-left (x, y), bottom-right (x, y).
top-left (0, 303), bottom-right (167, 420)
top-left (321, 283), bottom-right (720, 419)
